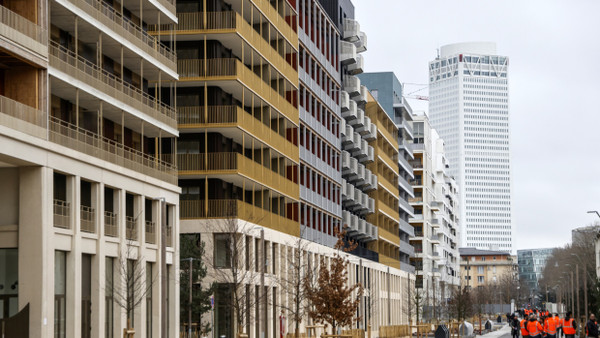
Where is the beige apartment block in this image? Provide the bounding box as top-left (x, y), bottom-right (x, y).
top-left (0, 0), bottom-right (180, 334)
top-left (459, 247), bottom-right (518, 289)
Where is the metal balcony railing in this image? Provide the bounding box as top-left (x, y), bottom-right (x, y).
top-left (49, 117), bottom-right (177, 185)
top-left (80, 205), bottom-right (95, 233)
top-left (68, 0), bottom-right (175, 67)
top-left (49, 41), bottom-right (177, 130)
top-left (165, 226), bottom-right (173, 247)
top-left (145, 220), bottom-right (156, 244)
top-left (0, 94), bottom-right (46, 135)
top-left (0, 4), bottom-right (47, 45)
top-left (53, 199), bottom-right (70, 229)
top-left (125, 216), bottom-right (136, 240)
top-left (104, 211), bottom-right (118, 237)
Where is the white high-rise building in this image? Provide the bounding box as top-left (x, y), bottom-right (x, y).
top-left (428, 42), bottom-right (514, 252)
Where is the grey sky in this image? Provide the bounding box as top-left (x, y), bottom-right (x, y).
top-left (353, 0), bottom-right (600, 250)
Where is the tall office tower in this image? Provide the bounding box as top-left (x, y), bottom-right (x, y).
top-left (297, 0), bottom-right (345, 247)
top-left (428, 42), bottom-right (513, 251)
top-left (0, 0), bottom-right (180, 334)
top-left (359, 72), bottom-right (417, 273)
top-left (409, 114), bottom-right (460, 302)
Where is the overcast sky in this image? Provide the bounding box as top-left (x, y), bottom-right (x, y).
top-left (353, 0), bottom-right (600, 250)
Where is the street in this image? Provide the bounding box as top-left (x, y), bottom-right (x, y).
top-left (476, 324), bottom-right (512, 338)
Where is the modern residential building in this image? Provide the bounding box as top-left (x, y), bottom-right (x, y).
top-left (459, 247), bottom-right (518, 289)
top-left (165, 0), bottom-right (415, 336)
top-left (517, 248), bottom-right (555, 292)
top-left (409, 113), bottom-right (460, 303)
top-left (428, 42), bottom-right (514, 252)
top-left (0, 0), bottom-right (180, 335)
top-left (358, 72), bottom-right (416, 273)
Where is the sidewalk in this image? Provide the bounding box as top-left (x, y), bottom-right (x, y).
top-left (475, 323), bottom-right (510, 338)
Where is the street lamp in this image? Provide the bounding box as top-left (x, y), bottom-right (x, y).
top-left (587, 211), bottom-right (600, 219)
top-left (571, 253), bottom-right (589, 319)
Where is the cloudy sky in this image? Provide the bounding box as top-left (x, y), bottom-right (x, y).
top-left (353, 0), bottom-right (600, 250)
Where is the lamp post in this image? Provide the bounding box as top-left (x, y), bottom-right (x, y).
top-left (571, 253), bottom-right (588, 318)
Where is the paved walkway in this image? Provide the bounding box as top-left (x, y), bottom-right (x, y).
top-left (476, 324), bottom-right (512, 338)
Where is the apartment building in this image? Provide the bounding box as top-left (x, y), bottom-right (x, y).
top-left (459, 247), bottom-right (517, 289)
top-left (0, 0), bottom-right (180, 335)
top-left (409, 113), bottom-right (460, 303)
top-left (358, 72), bottom-right (416, 273)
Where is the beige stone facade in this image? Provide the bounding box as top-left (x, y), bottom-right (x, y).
top-left (459, 248), bottom-right (518, 289)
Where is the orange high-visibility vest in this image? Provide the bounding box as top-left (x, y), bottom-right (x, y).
top-left (522, 319), bottom-right (531, 336)
top-left (528, 320), bottom-right (543, 336)
top-left (563, 318), bottom-right (576, 335)
top-left (554, 316), bottom-right (561, 328)
top-left (545, 318), bottom-right (557, 335)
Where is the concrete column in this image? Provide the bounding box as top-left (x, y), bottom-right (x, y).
top-left (18, 166), bottom-right (52, 337)
top-left (94, 182), bottom-right (106, 338)
top-left (67, 175), bottom-right (82, 338)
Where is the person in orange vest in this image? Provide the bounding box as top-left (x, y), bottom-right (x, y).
top-left (541, 316), bottom-right (548, 338)
top-left (554, 313), bottom-right (562, 338)
top-left (522, 315), bottom-right (532, 338)
top-left (529, 315), bottom-right (544, 338)
top-left (563, 312), bottom-right (577, 338)
top-left (545, 313), bottom-right (558, 338)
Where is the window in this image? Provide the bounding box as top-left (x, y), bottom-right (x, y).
top-left (105, 257), bottom-right (114, 338)
top-left (481, 257), bottom-right (486, 261)
top-left (214, 234), bottom-right (232, 268)
top-left (54, 251), bottom-right (67, 338)
top-left (477, 266), bottom-right (484, 274)
top-left (0, 248), bottom-right (18, 319)
top-left (81, 254), bottom-right (92, 338)
top-left (477, 276), bottom-right (484, 283)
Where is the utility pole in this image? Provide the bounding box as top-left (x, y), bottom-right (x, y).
top-left (584, 264), bottom-right (588, 318)
top-left (576, 265), bottom-right (580, 323)
top-left (571, 271), bottom-right (575, 319)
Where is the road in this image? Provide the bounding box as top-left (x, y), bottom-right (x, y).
top-left (476, 324), bottom-right (512, 338)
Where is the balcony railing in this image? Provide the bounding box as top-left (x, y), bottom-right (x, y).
top-left (104, 211), bottom-right (118, 237)
top-left (152, 11), bottom-right (296, 82)
top-left (180, 199), bottom-right (298, 236)
top-left (177, 58), bottom-right (297, 120)
top-left (0, 4), bottom-right (47, 46)
top-left (54, 199), bottom-right (70, 229)
top-left (49, 41), bottom-right (177, 130)
top-left (178, 152), bottom-right (298, 198)
top-left (65, 0), bottom-right (176, 69)
top-left (49, 117), bottom-right (178, 185)
top-left (126, 216), bottom-right (136, 240)
top-left (145, 220), bottom-right (156, 244)
top-left (177, 105), bottom-right (298, 161)
top-left (0, 94), bottom-right (47, 137)
top-left (80, 205), bottom-right (96, 233)
top-left (165, 226), bottom-right (173, 247)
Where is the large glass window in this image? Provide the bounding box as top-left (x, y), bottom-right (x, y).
top-left (81, 254), bottom-right (92, 338)
top-left (54, 251), bottom-right (67, 338)
top-left (214, 234), bottom-right (231, 268)
top-left (105, 257), bottom-right (114, 338)
top-left (0, 248), bottom-right (18, 319)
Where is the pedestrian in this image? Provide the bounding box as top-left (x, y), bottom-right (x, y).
top-left (529, 315), bottom-right (544, 338)
top-left (511, 313), bottom-right (521, 338)
top-left (522, 315), bottom-right (531, 338)
top-left (563, 312), bottom-right (577, 338)
top-left (554, 313), bottom-right (562, 338)
top-left (545, 313), bottom-right (557, 338)
top-left (541, 316), bottom-right (548, 338)
top-left (585, 314), bottom-right (598, 338)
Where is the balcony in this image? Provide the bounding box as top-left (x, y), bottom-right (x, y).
top-left (104, 211), bottom-right (118, 237)
top-left (251, 0), bottom-right (298, 48)
top-left (347, 54), bottom-right (364, 75)
top-left (343, 75), bottom-right (360, 97)
top-left (49, 42), bottom-right (177, 130)
top-left (342, 18), bottom-right (360, 42)
top-left (180, 199), bottom-right (299, 237)
top-left (177, 58), bottom-right (297, 123)
top-left (340, 41), bottom-right (357, 66)
top-left (409, 214), bottom-right (424, 223)
top-left (398, 176), bottom-right (413, 195)
top-left (53, 199), bottom-right (70, 229)
top-left (49, 117), bottom-right (178, 185)
top-left (0, 4), bottom-right (47, 58)
top-left (0, 94), bottom-right (47, 138)
top-left (177, 105), bottom-right (298, 162)
top-left (410, 160), bottom-right (423, 170)
top-left (177, 152), bottom-right (298, 199)
top-left (145, 221), bottom-right (156, 244)
top-left (155, 11), bottom-right (297, 83)
top-left (409, 142), bottom-right (425, 152)
top-left (80, 205), bottom-right (96, 233)
top-left (64, 0), bottom-right (176, 71)
top-left (398, 197), bottom-right (414, 215)
top-left (126, 216), bottom-right (137, 240)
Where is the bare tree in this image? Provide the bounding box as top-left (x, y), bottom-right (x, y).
top-left (204, 207), bottom-right (268, 337)
top-left (109, 240), bottom-right (154, 335)
top-left (448, 286), bottom-right (473, 322)
top-left (276, 228), bottom-right (315, 338)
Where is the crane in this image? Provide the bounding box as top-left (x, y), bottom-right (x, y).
top-left (402, 83), bottom-right (429, 101)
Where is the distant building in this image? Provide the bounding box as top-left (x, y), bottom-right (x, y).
top-left (517, 248), bottom-right (556, 291)
top-left (459, 247), bottom-right (517, 288)
top-left (572, 224), bottom-right (600, 243)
